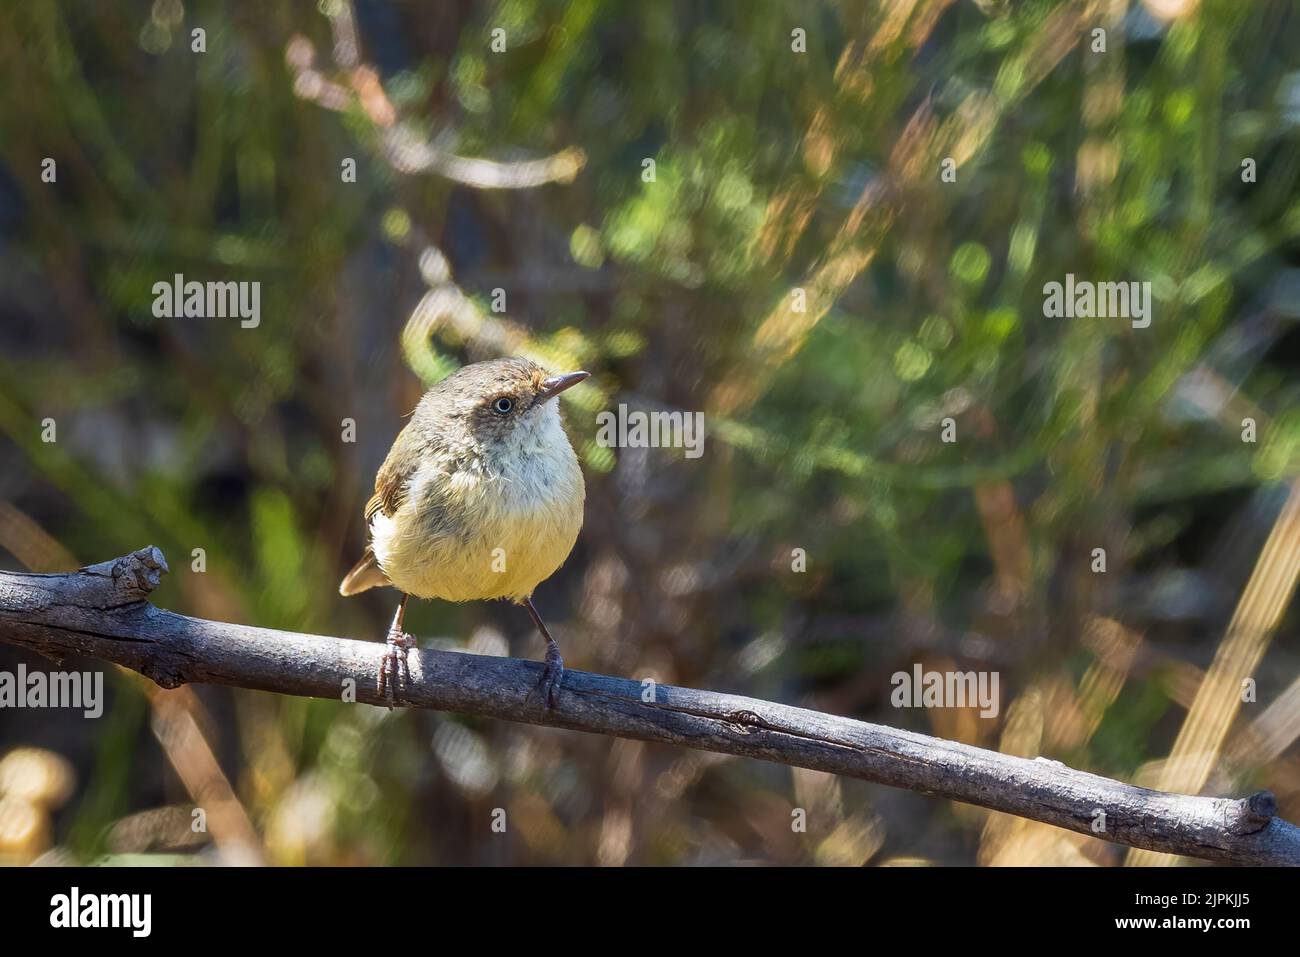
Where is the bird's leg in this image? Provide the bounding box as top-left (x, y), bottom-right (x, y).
top-left (523, 597), bottom-right (564, 708)
top-left (377, 594), bottom-right (413, 707)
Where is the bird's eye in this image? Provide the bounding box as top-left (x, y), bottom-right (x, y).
top-left (491, 396), bottom-right (515, 415)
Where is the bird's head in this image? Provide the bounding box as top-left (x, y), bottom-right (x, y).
top-left (419, 357), bottom-right (589, 457)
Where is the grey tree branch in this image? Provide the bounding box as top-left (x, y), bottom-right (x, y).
top-left (2, 547), bottom-right (1296, 866)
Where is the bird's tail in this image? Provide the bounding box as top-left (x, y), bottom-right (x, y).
top-left (339, 548), bottom-right (390, 596)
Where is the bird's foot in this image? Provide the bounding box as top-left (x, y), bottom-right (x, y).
top-left (377, 629), bottom-right (413, 707)
top-left (530, 643), bottom-right (565, 710)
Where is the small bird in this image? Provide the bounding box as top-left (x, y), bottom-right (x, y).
top-left (339, 357), bottom-right (589, 707)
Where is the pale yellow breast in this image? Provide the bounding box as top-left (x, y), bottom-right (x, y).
top-left (370, 404), bottom-right (584, 603)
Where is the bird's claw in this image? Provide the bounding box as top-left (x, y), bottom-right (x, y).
top-left (530, 645), bottom-right (565, 710)
top-left (377, 629), bottom-right (413, 707)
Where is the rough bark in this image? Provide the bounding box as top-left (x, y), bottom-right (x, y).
top-left (1, 547), bottom-right (1296, 865)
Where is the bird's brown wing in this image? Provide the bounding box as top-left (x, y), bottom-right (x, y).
top-left (364, 462), bottom-right (406, 524)
top-left (339, 427), bottom-right (418, 597)
top-left (364, 419), bottom-right (423, 523)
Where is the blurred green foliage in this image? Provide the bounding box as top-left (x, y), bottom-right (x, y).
top-left (0, 0), bottom-right (1297, 866)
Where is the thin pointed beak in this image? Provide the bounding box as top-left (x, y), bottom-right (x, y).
top-left (536, 370), bottom-right (590, 401)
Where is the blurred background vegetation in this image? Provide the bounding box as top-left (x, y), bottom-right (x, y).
top-left (1, 0), bottom-right (1298, 866)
